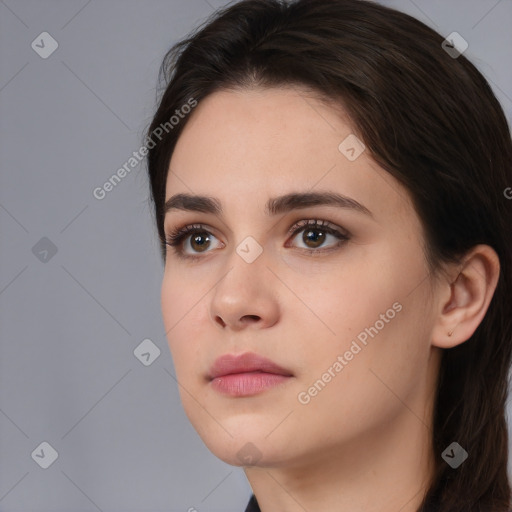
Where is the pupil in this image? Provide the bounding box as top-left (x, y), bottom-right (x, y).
top-left (305, 229), bottom-right (325, 248)
top-left (191, 233), bottom-right (209, 252)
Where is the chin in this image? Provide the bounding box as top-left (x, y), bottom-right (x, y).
top-left (195, 421), bottom-right (288, 467)
top-left (199, 434), bottom-right (263, 466)
top-left (181, 393), bottom-right (296, 463)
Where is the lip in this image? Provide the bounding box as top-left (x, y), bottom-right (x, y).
top-left (208, 352), bottom-right (294, 397)
top-left (208, 352), bottom-right (293, 380)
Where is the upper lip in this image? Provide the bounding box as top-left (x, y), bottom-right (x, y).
top-left (208, 352), bottom-right (293, 380)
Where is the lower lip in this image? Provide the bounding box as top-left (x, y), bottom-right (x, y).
top-left (210, 372), bottom-right (292, 397)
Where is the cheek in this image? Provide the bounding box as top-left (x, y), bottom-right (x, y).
top-left (161, 263), bottom-right (210, 334)
top-left (287, 245), bottom-right (399, 341)
top-left (293, 239), bottom-right (430, 387)
top-left (294, 300), bottom-right (430, 439)
top-left (161, 270), bottom-right (205, 378)
top-left (161, 272), bottom-right (178, 346)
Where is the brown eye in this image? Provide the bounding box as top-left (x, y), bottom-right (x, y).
top-left (164, 223), bottom-right (223, 260)
top-left (188, 232), bottom-right (212, 252)
top-left (301, 227), bottom-right (327, 248)
top-left (288, 219), bottom-right (349, 252)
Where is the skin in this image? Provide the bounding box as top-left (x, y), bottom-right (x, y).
top-left (160, 86), bottom-right (500, 512)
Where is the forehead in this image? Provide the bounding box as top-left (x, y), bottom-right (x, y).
top-left (165, 86), bottom-right (414, 224)
top-left (170, 86), bottom-right (346, 174)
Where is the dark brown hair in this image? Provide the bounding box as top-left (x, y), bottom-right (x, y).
top-left (145, 1), bottom-right (512, 510)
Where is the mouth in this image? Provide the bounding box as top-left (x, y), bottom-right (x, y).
top-left (208, 352), bottom-right (294, 397)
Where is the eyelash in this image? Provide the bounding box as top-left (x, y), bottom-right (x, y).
top-left (164, 219), bottom-right (350, 261)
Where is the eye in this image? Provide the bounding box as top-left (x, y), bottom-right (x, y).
top-left (164, 223), bottom-right (223, 260)
top-left (164, 219), bottom-right (350, 260)
top-left (285, 219), bottom-right (349, 254)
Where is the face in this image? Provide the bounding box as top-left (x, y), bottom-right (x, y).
top-left (161, 86), bottom-right (441, 469)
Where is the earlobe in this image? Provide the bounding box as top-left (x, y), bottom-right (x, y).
top-left (431, 244), bottom-right (500, 349)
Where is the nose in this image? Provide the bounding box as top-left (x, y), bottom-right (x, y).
top-left (209, 251), bottom-right (279, 331)
top-left (214, 313), bottom-right (261, 329)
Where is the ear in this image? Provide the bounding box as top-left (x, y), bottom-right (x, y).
top-left (431, 244), bottom-right (500, 349)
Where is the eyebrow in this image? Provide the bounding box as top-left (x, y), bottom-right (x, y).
top-left (164, 191), bottom-right (373, 218)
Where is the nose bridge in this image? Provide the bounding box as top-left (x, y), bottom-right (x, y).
top-left (220, 234), bottom-right (268, 297)
top-left (219, 205), bottom-right (269, 275)
top-left (209, 234), bottom-right (276, 328)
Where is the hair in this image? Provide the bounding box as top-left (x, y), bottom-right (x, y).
top-left (145, 0), bottom-right (512, 510)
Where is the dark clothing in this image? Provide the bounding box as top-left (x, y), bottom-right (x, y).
top-left (244, 493), bottom-right (443, 511)
top-left (244, 494), bottom-right (260, 512)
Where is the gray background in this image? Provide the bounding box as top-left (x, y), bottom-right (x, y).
top-left (0, 0), bottom-right (511, 510)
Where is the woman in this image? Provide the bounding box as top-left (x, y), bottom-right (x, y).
top-left (145, 1), bottom-right (512, 510)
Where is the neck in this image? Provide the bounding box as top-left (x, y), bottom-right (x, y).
top-left (244, 372), bottom-right (438, 512)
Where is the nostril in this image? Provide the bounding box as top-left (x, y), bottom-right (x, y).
top-left (242, 315), bottom-right (260, 323)
top-left (215, 316), bottom-right (227, 328)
